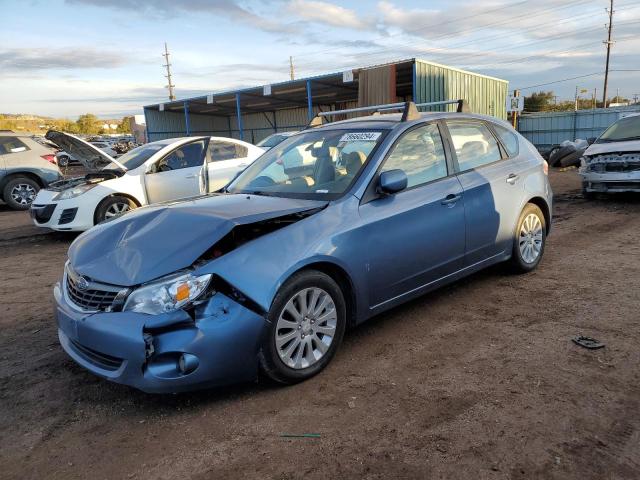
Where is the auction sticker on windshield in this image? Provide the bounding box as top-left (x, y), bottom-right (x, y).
top-left (340, 132), bottom-right (381, 142)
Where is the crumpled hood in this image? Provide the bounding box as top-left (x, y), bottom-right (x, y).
top-left (585, 139), bottom-right (640, 157)
top-left (68, 194), bottom-right (327, 286)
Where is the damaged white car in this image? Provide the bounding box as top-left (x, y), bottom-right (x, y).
top-left (30, 131), bottom-right (263, 231)
top-left (580, 114), bottom-right (640, 197)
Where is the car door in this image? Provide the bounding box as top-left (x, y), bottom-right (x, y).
top-left (145, 139), bottom-right (207, 204)
top-left (202, 139), bottom-right (252, 193)
top-left (444, 120), bottom-right (526, 266)
top-left (358, 122), bottom-right (466, 308)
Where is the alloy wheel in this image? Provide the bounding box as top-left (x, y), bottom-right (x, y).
top-left (275, 287), bottom-right (337, 370)
top-left (11, 183), bottom-right (36, 206)
top-left (104, 202), bottom-right (130, 219)
top-left (519, 213), bottom-right (543, 264)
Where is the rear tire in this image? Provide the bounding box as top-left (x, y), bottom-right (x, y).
top-left (259, 270), bottom-right (346, 385)
top-left (509, 203), bottom-right (546, 273)
top-left (94, 195), bottom-right (137, 224)
top-left (3, 176), bottom-right (40, 210)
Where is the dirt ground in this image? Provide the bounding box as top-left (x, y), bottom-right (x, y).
top-left (1, 169), bottom-right (639, 480)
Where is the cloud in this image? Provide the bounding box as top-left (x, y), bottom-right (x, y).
top-left (66, 0), bottom-right (297, 34)
top-left (287, 0), bottom-right (374, 30)
top-left (0, 47), bottom-right (133, 73)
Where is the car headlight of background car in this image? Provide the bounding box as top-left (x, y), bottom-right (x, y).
top-left (123, 272), bottom-right (212, 315)
top-left (53, 183), bottom-right (99, 200)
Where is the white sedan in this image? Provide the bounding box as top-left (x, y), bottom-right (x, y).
top-left (30, 132), bottom-right (263, 231)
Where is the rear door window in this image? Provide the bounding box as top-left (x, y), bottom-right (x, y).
top-left (209, 140), bottom-right (248, 161)
top-left (447, 121), bottom-right (502, 171)
top-left (0, 137), bottom-right (30, 155)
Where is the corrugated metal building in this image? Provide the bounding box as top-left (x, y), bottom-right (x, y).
top-left (144, 58), bottom-right (508, 143)
top-left (518, 105), bottom-right (640, 149)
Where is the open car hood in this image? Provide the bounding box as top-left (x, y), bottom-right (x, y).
top-left (45, 130), bottom-right (126, 171)
top-left (68, 194), bottom-right (328, 286)
top-left (585, 139), bottom-right (640, 156)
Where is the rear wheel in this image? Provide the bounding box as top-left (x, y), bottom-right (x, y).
top-left (3, 177), bottom-right (39, 210)
top-left (259, 270), bottom-right (346, 384)
top-left (95, 195), bottom-right (137, 224)
top-left (509, 203), bottom-right (546, 273)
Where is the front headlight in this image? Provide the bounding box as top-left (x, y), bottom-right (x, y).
top-left (123, 272), bottom-right (212, 315)
top-left (53, 183), bottom-right (98, 200)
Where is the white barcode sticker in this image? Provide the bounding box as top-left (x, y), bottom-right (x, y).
top-left (339, 132), bottom-right (381, 142)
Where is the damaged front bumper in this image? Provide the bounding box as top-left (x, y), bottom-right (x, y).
top-left (54, 281), bottom-right (268, 393)
top-left (580, 153), bottom-right (640, 193)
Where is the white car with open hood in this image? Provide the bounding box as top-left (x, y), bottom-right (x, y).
top-left (30, 131), bottom-right (263, 231)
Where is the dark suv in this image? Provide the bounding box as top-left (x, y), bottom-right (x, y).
top-left (0, 133), bottom-right (62, 210)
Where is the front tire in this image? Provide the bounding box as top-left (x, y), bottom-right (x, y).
top-left (3, 176), bottom-right (39, 210)
top-left (259, 270), bottom-right (346, 384)
top-left (94, 195), bottom-right (137, 224)
top-left (509, 203), bottom-right (546, 273)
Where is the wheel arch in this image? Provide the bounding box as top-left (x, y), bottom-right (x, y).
top-left (526, 196), bottom-right (551, 236)
top-left (93, 192), bottom-right (142, 225)
top-left (287, 261), bottom-right (358, 329)
top-left (0, 171), bottom-right (45, 192)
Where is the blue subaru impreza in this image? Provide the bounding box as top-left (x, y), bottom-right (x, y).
top-left (55, 101), bottom-right (552, 393)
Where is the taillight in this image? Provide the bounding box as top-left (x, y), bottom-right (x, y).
top-left (542, 160), bottom-right (549, 176)
top-left (41, 154), bottom-right (56, 164)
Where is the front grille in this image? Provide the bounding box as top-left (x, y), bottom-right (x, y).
top-left (30, 204), bottom-right (56, 223)
top-left (65, 267), bottom-right (125, 311)
top-left (59, 207), bottom-right (78, 225)
top-left (68, 338), bottom-right (123, 371)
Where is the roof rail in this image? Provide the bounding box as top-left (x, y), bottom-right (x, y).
top-left (306, 99), bottom-right (469, 128)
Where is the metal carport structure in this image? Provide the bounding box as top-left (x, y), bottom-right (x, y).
top-left (143, 59), bottom-right (508, 143)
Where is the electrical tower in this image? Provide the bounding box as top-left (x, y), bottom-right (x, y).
top-left (602, 0), bottom-right (614, 107)
top-left (163, 42), bottom-right (176, 101)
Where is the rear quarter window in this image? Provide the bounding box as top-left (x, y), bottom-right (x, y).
top-left (493, 124), bottom-right (519, 157)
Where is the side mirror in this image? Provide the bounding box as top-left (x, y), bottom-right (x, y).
top-left (587, 137), bottom-right (596, 145)
top-left (378, 169), bottom-right (408, 195)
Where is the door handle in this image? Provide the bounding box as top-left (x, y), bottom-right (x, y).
top-left (506, 173), bottom-right (519, 184)
top-left (441, 193), bottom-right (461, 206)
top-left (238, 163), bottom-right (248, 168)
top-left (185, 174), bottom-right (199, 179)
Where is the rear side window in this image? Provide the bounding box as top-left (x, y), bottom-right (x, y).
top-left (493, 124), bottom-right (519, 157)
top-left (381, 123), bottom-right (448, 188)
top-left (209, 141), bottom-right (248, 161)
top-left (447, 121), bottom-right (502, 171)
top-left (0, 137), bottom-right (30, 155)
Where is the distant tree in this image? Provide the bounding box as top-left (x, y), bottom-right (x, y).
top-left (117, 116), bottom-right (132, 134)
top-left (524, 91), bottom-right (556, 112)
top-left (75, 113), bottom-right (100, 134)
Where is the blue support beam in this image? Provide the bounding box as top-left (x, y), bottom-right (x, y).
top-left (143, 107), bottom-right (150, 142)
top-left (306, 80), bottom-right (313, 122)
top-left (184, 101), bottom-right (191, 136)
top-left (235, 93), bottom-right (244, 140)
top-left (412, 61), bottom-right (417, 102)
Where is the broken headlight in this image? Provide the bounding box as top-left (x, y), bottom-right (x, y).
top-left (123, 272), bottom-right (212, 315)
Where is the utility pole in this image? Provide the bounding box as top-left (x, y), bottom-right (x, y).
top-left (633, 94), bottom-right (639, 104)
top-left (163, 42), bottom-right (176, 101)
top-left (602, 0), bottom-right (614, 108)
top-left (289, 56), bottom-right (295, 81)
top-left (575, 85), bottom-right (579, 111)
top-left (593, 88), bottom-right (597, 109)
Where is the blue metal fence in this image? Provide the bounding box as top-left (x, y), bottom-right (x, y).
top-left (518, 105), bottom-right (640, 149)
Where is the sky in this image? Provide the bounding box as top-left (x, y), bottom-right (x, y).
top-left (1, 0), bottom-right (639, 119)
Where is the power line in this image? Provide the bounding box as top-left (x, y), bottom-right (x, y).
top-left (515, 69), bottom-right (640, 91)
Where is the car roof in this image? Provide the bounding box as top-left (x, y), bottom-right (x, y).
top-left (308, 111), bottom-right (513, 132)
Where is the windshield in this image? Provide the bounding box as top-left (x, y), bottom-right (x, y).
top-left (257, 133), bottom-right (291, 148)
top-left (596, 115), bottom-right (640, 143)
top-left (228, 129), bottom-right (386, 199)
top-left (104, 143), bottom-right (166, 171)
